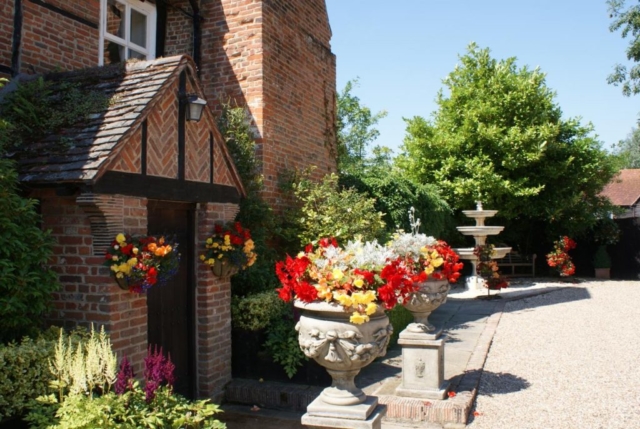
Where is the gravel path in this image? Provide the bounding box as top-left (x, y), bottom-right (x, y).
top-left (467, 281), bottom-right (640, 429)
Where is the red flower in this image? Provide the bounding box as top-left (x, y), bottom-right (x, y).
top-left (294, 281), bottom-right (318, 302)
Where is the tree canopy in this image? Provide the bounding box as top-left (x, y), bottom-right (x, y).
top-left (613, 126), bottom-right (640, 168)
top-left (336, 79), bottom-right (388, 174)
top-left (607, 0), bottom-right (640, 96)
top-left (397, 44), bottom-right (618, 242)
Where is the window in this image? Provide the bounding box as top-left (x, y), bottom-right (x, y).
top-left (99, 0), bottom-right (156, 65)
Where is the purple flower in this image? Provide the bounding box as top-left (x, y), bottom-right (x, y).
top-left (115, 355), bottom-right (135, 395)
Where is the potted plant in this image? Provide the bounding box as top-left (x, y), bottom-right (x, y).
top-left (275, 237), bottom-right (403, 405)
top-left (201, 221), bottom-right (257, 278)
top-left (386, 208), bottom-right (463, 332)
top-left (104, 233), bottom-right (180, 293)
top-left (474, 244), bottom-right (509, 299)
top-left (546, 236), bottom-right (576, 277)
top-left (593, 245), bottom-right (611, 279)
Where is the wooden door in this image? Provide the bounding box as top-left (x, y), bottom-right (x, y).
top-left (147, 200), bottom-right (196, 398)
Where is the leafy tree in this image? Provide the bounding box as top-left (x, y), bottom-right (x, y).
top-left (397, 44), bottom-right (618, 246)
top-left (607, 0), bottom-right (640, 96)
top-left (336, 79), bottom-right (388, 173)
top-left (0, 78), bottom-right (60, 343)
top-left (613, 126), bottom-right (640, 167)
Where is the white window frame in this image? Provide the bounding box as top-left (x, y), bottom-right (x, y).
top-left (99, 0), bottom-right (157, 65)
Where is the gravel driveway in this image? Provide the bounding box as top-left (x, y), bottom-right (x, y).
top-left (467, 280), bottom-right (640, 429)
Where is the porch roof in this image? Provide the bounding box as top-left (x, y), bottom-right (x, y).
top-left (7, 56), bottom-right (241, 193)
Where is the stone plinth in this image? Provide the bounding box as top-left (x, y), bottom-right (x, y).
top-left (395, 330), bottom-right (450, 400)
top-left (302, 396), bottom-right (385, 429)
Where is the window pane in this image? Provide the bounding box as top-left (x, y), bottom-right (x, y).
top-left (129, 49), bottom-right (146, 60)
top-left (130, 9), bottom-right (147, 48)
top-left (104, 39), bottom-right (125, 64)
top-left (106, 0), bottom-right (125, 39)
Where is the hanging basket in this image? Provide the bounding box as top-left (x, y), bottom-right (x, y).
top-left (211, 262), bottom-right (239, 278)
top-left (114, 276), bottom-right (132, 291)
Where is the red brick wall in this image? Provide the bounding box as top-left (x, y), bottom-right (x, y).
top-left (195, 202), bottom-right (238, 399)
top-left (163, 0), bottom-right (193, 58)
top-left (34, 189), bottom-right (149, 375)
top-left (261, 0), bottom-right (337, 207)
top-left (195, 0), bottom-right (337, 208)
top-left (0, 2), bottom-right (13, 78)
top-left (20, 0), bottom-right (100, 75)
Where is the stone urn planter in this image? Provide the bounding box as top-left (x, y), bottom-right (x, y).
top-left (403, 278), bottom-right (450, 333)
top-left (294, 300), bottom-right (392, 406)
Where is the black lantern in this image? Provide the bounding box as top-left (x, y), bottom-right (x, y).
top-left (185, 94), bottom-right (206, 122)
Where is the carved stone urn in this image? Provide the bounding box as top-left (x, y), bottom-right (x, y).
top-left (403, 278), bottom-right (450, 333)
top-left (295, 300), bottom-right (392, 406)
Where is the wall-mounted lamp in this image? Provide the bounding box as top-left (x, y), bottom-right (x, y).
top-left (185, 94), bottom-right (207, 122)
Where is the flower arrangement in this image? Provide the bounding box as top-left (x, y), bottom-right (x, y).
top-left (104, 233), bottom-right (180, 293)
top-left (276, 237), bottom-right (412, 324)
top-left (200, 221), bottom-right (257, 276)
top-left (275, 210), bottom-right (464, 325)
top-left (386, 207), bottom-right (463, 284)
top-left (546, 236), bottom-right (576, 277)
top-left (474, 244), bottom-right (509, 295)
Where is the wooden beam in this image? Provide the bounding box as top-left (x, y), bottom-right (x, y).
top-left (93, 171), bottom-right (240, 204)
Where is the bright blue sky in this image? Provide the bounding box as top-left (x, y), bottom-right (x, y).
top-left (325, 0), bottom-right (638, 154)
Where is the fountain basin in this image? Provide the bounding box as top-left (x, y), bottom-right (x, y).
top-left (461, 210), bottom-right (498, 219)
top-left (457, 226), bottom-right (504, 236)
top-left (454, 247), bottom-right (512, 260)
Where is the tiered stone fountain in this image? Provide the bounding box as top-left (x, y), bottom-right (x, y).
top-left (455, 202), bottom-right (511, 290)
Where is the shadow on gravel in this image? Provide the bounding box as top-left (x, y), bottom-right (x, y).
top-left (502, 286), bottom-right (591, 313)
top-left (477, 370), bottom-right (531, 396)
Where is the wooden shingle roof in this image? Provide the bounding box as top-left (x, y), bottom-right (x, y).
top-left (11, 56), bottom-right (188, 184)
top-left (601, 169), bottom-right (640, 207)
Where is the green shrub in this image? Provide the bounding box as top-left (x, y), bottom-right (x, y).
top-left (593, 245), bottom-right (611, 269)
top-left (263, 305), bottom-right (306, 378)
top-left (25, 327), bottom-right (226, 429)
top-left (293, 173), bottom-right (386, 244)
top-left (0, 333), bottom-right (56, 419)
top-left (26, 387), bottom-right (225, 429)
top-left (340, 172), bottom-right (454, 240)
top-left (0, 158), bottom-right (60, 343)
top-left (231, 291), bottom-right (285, 331)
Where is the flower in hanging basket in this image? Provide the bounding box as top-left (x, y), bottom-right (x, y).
top-left (200, 221), bottom-right (257, 276)
top-left (276, 237), bottom-right (419, 324)
top-left (104, 233), bottom-right (180, 293)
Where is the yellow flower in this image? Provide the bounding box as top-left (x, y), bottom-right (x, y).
top-left (116, 233), bottom-right (126, 244)
top-left (111, 256), bottom-right (118, 261)
top-left (110, 265), bottom-right (118, 272)
top-left (350, 312), bottom-right (369, 324)
top-left (218, 254), bottom-right (224, 259)
top-left (206, 238), bottom-right (213, 245)
top-left (117, 263), bottom-right (131, 274)
top-left (352, 290), bottom-right (376, 305)
top-left (212, 243), bottom-right (219, 248)
top-left (365, 302), bottom-right (378, 316)
top-left (200, 255), bottom-right (206, 261)
top-left (127, 257), bottom-right (137, 266)
top-left (353, 278), bottom-right (364, 288)
top-left (332, 268), bottom-right (344, 281)
top-left (132, 247), bottom-right (139, 255)
top-left (334, 293), bottom-right (352, 307)
top-left (425, 265), bottom-right (434, 275)
top-left (224, 235), bottom-right (231, 246)
top-left (208, 258), bottom-right (215, 266)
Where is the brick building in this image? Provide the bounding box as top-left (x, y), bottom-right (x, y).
top-left (1, 0), bottom-right (336, 400)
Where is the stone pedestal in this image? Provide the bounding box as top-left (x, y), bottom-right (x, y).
top-left (466, 275), bottom-right (486, 290)
top-left (302, 396), bottom-right (385, 429)
top-left (395, 329), bottom-right (450, 400)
